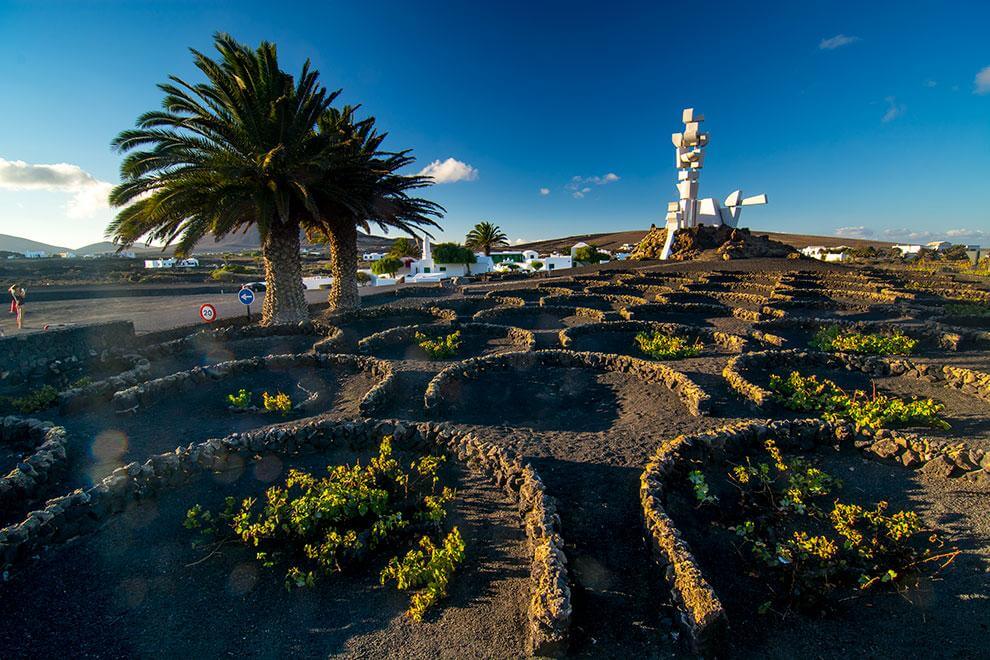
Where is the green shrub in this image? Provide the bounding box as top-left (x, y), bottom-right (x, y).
top-left (715, 439), bottom-right (952, 613)
top-left (432, 243), bottom-right (477, 266)
top-left (944, 302), bottom-right (990, 317)
top-left (768, 371), bottom-right (949, 431)
top-left (635, 331), bottom-right (702, 360)
top-left (227, 389), bottom-right (252, 409)
top-left (185, 437), bottom-right (460, 618)
top-left (355, 271), bottom-right (372, 285)
top-left (573, 245), bottom-right (606, 264)
top-left (415, 330), bottom-right (462, 360)
top-left (810, 325), bottom-right (917, 355)
top-left (9, 385), bottom-right (59, 413)
top-left (381, 527), bottom-right (466, 621)
top-left (529, 260), bottom-right (543, 270)
top-left (371, 256), bottom-right (403, 277)
top-left (262, 390), bottom-right (293, 415)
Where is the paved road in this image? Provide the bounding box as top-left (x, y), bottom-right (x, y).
top-left (0, 288), bottom-right (345, 335)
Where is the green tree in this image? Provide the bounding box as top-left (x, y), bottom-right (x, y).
top-left (108, 34), bottom-right (442, 324)
top-left (371, 255), bottom-right (402, 277)
top-left (433, 243), bottom-right (476, 273)
top-left (389, 237), bottom-right (420, 258)
top-left (465, 221), bottom-right (508, 256)
top-left (574, 245), bottom-right (606, 264)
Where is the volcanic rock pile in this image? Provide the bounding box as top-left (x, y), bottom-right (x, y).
top-left (630, 224), bottom-right (797, 261)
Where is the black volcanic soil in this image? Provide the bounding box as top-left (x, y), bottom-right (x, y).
top-left (0, 451), bottom-right (530, 659)
top-left (4, 257), bottom-right (989, 658)
top-left (666, 447), bottom-right (990, 659)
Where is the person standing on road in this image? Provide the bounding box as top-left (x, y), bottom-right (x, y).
top-left (8, 284), bottom-right (25, 330)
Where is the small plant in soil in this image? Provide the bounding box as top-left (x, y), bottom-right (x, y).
top-left (635, 331), bottom-right (703, 360)
top-left (768, 371), bottom-right (949, 432)
top-left (415, 330), bottom-right (462, 360)
top-left (696, 439), bottom-right (957, 614)
top-left (227, 389), bottom-right (252, 409)
top-left (810, 325), bottom-right (917, 355)
top-left (7, 385), bottom-right (59, 414)
top-left (185, 437), bottom-right (462, 619)
top-left (262, 390), bottom-right (293, 415)
top-left (944, 302), bottom-right (990, 317)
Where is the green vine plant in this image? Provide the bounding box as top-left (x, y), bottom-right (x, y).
top-left (416, 330), bottom-right (462, 360)
top-left (635, 331), bottom-right (703, 360)
top-left (227, 388), bottom-right (252, 409)
top-left (184, 437), bottom-right (462, 620)
top-left (810, 325), bottom-right (917, 355)
top-left (262, 390), bottom-right (293, 415)
top-left (944, 302), bottom-right (990, 317)
top-left (691, 439), bottom-right (959, 614)
top-left (768, 371), bottom-right (949, 432)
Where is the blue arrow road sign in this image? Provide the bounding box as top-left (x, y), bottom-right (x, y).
top-left (238, 288), bottom-right (256, 305)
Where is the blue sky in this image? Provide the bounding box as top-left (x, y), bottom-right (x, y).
top-left (1, 0), bottom-right (989, 249)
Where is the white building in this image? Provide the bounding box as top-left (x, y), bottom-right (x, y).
top-left (23, 250), bottom-right (46, 259)
top-left (801, 245), bottom-right (850, 262)
top-left (406, 234), bottom-right (572, 282)
top-left (144, 258), bottom-right (176, 269)
top-left (177, 258), bottom-right (199, 268)
top-left (893, 244), bottom-right (923, 256)
top-left (362, 252), bottom-right (385, 262)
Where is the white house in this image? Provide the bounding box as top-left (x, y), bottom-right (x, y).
top-left (405, 234), bottom-right (574, 282)
top-left (177, 258), bottom-right (199, 268)
top-left (801, 246), bottom-right (850, 262)
top-left (362, 252), bottom-right (385, 262)
top-left (569, 242), bottom-right (590, 258)
top-left (56, 252), bottom-right (77, 259)
top-left (23, 250), bottom-right (46, 259)
top-left (144, 258), bottom-right (176, 269)
top-left (893, 244), bottom-right (923, 257)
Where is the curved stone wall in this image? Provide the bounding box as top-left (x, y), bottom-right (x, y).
top-left (558, 320), bottom-right (748, 353)
top-left (0, 418), bottom-right (69, 513)
top-left (424, 349), bottom-right (710, 417)
top-left (358, 322), bottom-right (536, 356)
top-left (111, 353), bottom-right (396, 417)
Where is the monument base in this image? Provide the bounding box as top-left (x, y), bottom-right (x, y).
top-left (630, 224), bottom-right (797, 261)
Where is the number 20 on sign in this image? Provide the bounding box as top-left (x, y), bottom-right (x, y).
top-left (199, 303), bottom-right (218, 323)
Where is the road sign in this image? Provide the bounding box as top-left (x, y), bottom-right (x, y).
top-left (199, 303), bottom-right (218, 323)
top-left (238, 287), bottom-right (256, 305)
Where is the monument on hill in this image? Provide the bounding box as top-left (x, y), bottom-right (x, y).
top-left (659, 108), bottom-right (768, 260)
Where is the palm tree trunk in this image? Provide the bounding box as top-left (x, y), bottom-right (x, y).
top-left (261, 220), bottom-right (309, 326)
top-left (325, 221), bottom-right (360, 311)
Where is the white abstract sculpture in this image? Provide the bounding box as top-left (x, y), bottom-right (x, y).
top-left (659, 108), bottom-right (768, 259)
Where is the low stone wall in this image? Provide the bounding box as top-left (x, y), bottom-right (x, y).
top-left (472, 304), bottom-right (608, 325)
top-left (313, 306), bottom-right (457, 353)
top-left (558, 320), bottom-right (748, 353)
top-left (57, 354), bottom-right (152, 413)
top-left (0, 417), bottom-right (69, 513)
top-left (750, 317), bottom-right (956, 351)
top-left (725, 348), bottom-right (990, 407)
top-left (358, 322), bottom-right (536, 356)
top-left (111, 353), bottom-right (396, 417)
top-left (620, 301), bottom-right (730, 320)
top-left (0, 321), bottom-right (136, 378)
top-left (0, 416), bottom-right (571, 656)
top-left (485, 286), bottom-right (574, 300)
top-left (424, 349), bottom-right (710, 416)
top-left (538, 293), bottom-right (648, 310)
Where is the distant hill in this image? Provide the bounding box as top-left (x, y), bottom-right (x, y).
top-left (190, 228), bottom-right (400, 254)
top-left (513, 228), bottom-right (895, 254)
top-left (0, 234), bottom-right (70, 255)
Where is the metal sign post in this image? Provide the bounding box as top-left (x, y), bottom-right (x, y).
top-left (238, 287), bottom-right (256, 320)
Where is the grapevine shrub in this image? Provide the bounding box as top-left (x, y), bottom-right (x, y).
top-left (227, 389), bottom-right (252, 409)
top-left (693, 439), bottom-right (951, 612)
top-left (184, 438), bottom-right (462, 619)
top-left (635, 331), bottom-right (703, 360)
top-left (262, 391), bottom-right (293, 415)
top-left (416, 330), bottom-right (462, 360)
top-left (768, 371), bottom-right (948, 431)
top-left (810, 325), bottom-right (917, 355)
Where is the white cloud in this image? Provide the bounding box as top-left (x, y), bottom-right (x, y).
top-left (566, 172), bottom-right (620, 198)
top-left (834, 226), bottom-right (874, 239)
top-left (539, 187), bottom-right (550, 196)
top-left (819, 34), bottom-right (860, 50)
top-left (513, 238), bottom-right (526, 245)
top-left (417, 158), bottom-right (478, 184)
top-left (974, 65), bottom-right (990, 95)
top-left (882, 228), bottom-right (935, 241)
top-left (945, 228), bottom-right (988, 240)
top-left (0, 157), bottom-right (113, 218)
top-left (924, 79), bottom-right (937, 88)
top-left (881, 96), bottom-right (905, 123)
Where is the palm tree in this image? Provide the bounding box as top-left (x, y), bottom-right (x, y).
top-left (465, 221), bottom-right (509, 256)
top-left (107, 34), bottom-right (442, 323)
top-left (307, 105), bottom-right (442, 311)
top-left (108, 34), bottom-right (336, 325)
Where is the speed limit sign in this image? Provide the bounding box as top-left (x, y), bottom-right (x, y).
top-left (199, 303), bottom-right (218, 323)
